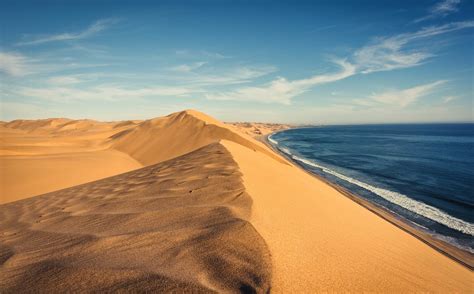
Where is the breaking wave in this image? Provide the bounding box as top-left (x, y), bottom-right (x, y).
top-left (275, 144), bottom-right (474, 236)
top-left (268, 135), bottom-right (278, 145)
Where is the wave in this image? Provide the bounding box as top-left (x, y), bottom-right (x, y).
top-left (282, 151), bottom-right (474, 236)
top-left (268, 136), bottom-right (278, 145)
top-left (280, 147), bottom-right (292, 155)
top-left (277, 145), bottom-right (295, 158)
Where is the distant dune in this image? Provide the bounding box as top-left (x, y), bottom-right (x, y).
top-left (229, 122), bottom-right (291, 138)
top-left (0, 117), bottom-right (142, 203)
top-left (0, 110), bottom-right (471, 292)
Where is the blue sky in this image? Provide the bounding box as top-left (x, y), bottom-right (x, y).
top-left (0, 0), bottom-right (472, 124)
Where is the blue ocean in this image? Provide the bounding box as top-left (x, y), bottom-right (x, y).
top-left (268, 124), bottom-right (474, 252)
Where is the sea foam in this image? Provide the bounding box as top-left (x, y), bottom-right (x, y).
top-left (271, 139), bottom-right (474, 236)
top-left (291, 154), bottom-right (474, 236)
top-left (268, 136), bottom-right (278, 145)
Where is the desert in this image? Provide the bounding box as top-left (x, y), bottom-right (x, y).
top-left (1, 110), bottom-right (471, 292)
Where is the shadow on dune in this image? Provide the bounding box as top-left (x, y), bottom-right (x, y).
top-left (0, 143), bottom-right (272, 293)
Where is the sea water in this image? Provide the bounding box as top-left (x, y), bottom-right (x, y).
top-left (269, 124), bottom-right (474, 252)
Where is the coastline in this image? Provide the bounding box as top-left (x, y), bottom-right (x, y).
top-left (262, 130), bottom-right (474, 270)
top-left (2, 111), bottom-right (472, 292)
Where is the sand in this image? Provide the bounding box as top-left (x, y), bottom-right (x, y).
top-left (0, 143), bottom-right (271, 292)
top-left (1, 110), bottom-right (472, 292)
top-left (0, 119), bottom-right (143, 203)
top-left (0, 111), bottom-right (286, 203)
top-left (229, 122), bottom-right (291, 139)
top-left (223, 139), bottom-right (473, 292)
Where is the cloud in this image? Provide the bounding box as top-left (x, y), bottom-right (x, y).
top-left (206, 59), bottom-right (355, 104)
top-left (353, 21), bottom-right (474, 73)
top-left (202, 51), bottom-right (230, 59)
top-left (0, 101), bottom-right (58, 121)
top-left (16, 84), bottom-right (200, 102)
top-left (308, 25), bottom-right (338, 33)
top-left (442, 95), bottom-right (458, 103)
top-left (294, 102), bottom-right (471, 124)
top-left (204, 20), bottom-right (472, 105)
top-left (359, 80), bottom-right (447, 107)
top-left (47, 76), bottom-right (82, 85)
top-left (432, 0), bottom-right (461, 15)
top-left (0, 50), bottom-right (115, 77)
top-left (0, 51), bottom-right (32, 76)
top-left (415, 0), bottom-right (462, 23)
top-left (168, 65), bottom-right (277, 86)
top-left (17, 18), bottom-right (118, 46)
top-left (175, 50), bottom-right (230, 59)
top-left (170, 62), bottom-right (207, 72)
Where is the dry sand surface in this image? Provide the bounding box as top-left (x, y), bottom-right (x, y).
top-left (223, 140), bottom-right (473, 292)
top-left (229, 122), bottom-right (291, 138)
top-left (1, 110), bottom-right (472, 292)
top-left (0, 118), bottom-right (142, 203)
top-left (0, 111), bottom-right (283, 203)
top-left (0, 143), bottom-right (271, 292)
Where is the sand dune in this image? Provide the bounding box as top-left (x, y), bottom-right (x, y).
top-left (0, 143), bottom-right (271, 292)
top-left (0, 150), bottom-right (141, 204)
top-left (229, 122), bottom-right (291, 138)
top-left (0, 119), bottom-right (142, 202)
top-left (111, 110), bottom-right (285, 166)
top-left (1, 110), bottom-right (472, 292)
top-left (1, 110), bottom-right (284, 203)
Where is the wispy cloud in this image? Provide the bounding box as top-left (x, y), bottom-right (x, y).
top-left (13, 64), bottom-right (278, 103)
top-left (17, 18), bottom-right (118, 46)
top-left (0, 101), bottom-right (59, 121)
top-left (206, 59), bottom-right (355, 104)
top-left (432, 0), bottom-right (461, 15)
top-left (203, 20), bottom-right (473, 105)
top-left (294, 102), bottom-right (470, 124)
top-left (353, 21), bottom-right (474, 73)
top-left (415, 0), bottom-right (462, 23)
top-left (0, 51), bottom-right (32, 76)
top-left (355, 80), bottom-right (447, 108)
top-left (47, 76), bottom-right (82, 85)
top-left (442, 95), bottom-right (458, 103)
top-left (16, 84), bottom-right (199, 103)
top-left (169, 62), bottom-right (207, 72)
top-left (176, 65), bottom-right (277, 86)
top-left (175, 50), bottom-right (230, 59)
top-left (308, 24), bottom-right (338, 33)
top-left (0, 50), bottom-right (115, 77)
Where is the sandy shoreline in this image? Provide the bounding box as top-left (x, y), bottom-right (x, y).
top-left (263, 131), bottom-right (474, 270)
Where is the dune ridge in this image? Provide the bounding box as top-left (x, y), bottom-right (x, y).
top-left (111, 110), bottom-right (286, 166)
top-left (1, 109), bottom-right (472, 292)
top-left (1, 110), bottom-right (285, 203)
top-left (0, 143), bottom-right (271, 292)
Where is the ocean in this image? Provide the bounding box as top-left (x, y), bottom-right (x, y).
top-left (268, 124), bottom-right (474, 252)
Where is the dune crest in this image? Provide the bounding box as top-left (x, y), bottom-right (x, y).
top-left (111, 109), bottom-right (287, 166)
top-left (1, 110), bottom-right (287, 203)
top-left (0, 143), bottom-right (272, 292)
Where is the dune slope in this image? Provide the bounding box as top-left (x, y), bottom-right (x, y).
top-left (111, 110), bottom-right (285, 166)
top-left (0, 110), bottom-right (284, 203)
top-left (0, 143), bottom-right (271, 293)
top-left (0, 119), bottom-right (142, 203)
top-left (223, 139), bottom-right (472, 292)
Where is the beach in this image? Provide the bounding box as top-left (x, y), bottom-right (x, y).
top-left (264, 132), bottom-right (474, 269)
top-left (1, 110), bottom-right (472, 292)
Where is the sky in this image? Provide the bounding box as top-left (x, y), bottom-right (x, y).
top-left (0, 0), bottom-right (473, 124)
